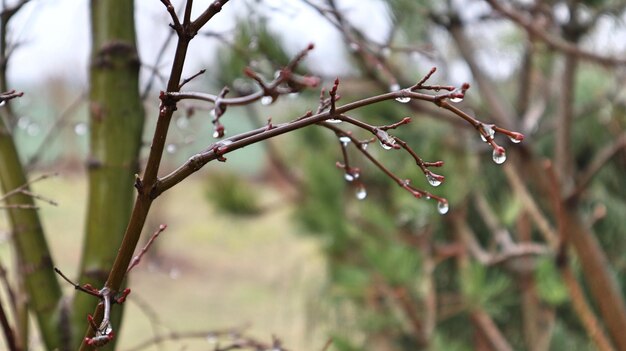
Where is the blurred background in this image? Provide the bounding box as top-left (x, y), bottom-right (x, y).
top-left (1, 0), bottom-right (626, 350)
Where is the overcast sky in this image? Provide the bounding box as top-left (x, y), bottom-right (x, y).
top-left (6, 0), bottom-right (391, 88)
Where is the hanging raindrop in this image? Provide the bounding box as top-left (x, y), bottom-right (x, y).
top-left (356, 185), bottom-right (367, 200)
top-left (261, 95), bottom-right (274, 106)
top-left (326, 118), bottom-right (342, 124)
top-left (26, 123), bottom-right (40, 136)
top-left (449, 95), bottom-right (463, 103)
top-left (509, 135), bottom-right (522, 144)
top-left (176, 116), bottom-right (189, 129)
top-left (344, 173), bottom-right (355, 182)
top-left (0, 100), bottom-right (5, 107)
top-left (426, 173), bottom-right (442, 187)
top-left (166, 144), bottom-right (177, 154)
top-left (492, 148), bottom-right (507, 164)
top-left (74, 122), bottom-right (87, 136)
top-left (17, 116), bottom-right (30, 130)
top-left (437, 201), bottom-right (449, 215)
top-left (376, 129), bottom-right (396, 150)
top-left (395, 95), bottom-right (411, 104)
top-left (480, 124), bottom-right (495, 142)
top-left (339, 136), bottom-right (351, 146)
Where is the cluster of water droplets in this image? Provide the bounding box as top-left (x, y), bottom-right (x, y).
top-left (344, 170), bottom-right (360, 182)
top-left (17, 116), bottom-right (40, 136)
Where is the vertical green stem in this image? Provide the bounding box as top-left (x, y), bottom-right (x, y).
top-left (71, 0), bottom-right (145, 348)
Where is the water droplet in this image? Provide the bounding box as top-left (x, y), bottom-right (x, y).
top-left (26, 122), bottom-right (40, 136)
top-left (356, 185), bottom-right (367, 200)
top-left (169, 267), bottom-right (180, 279)
top-left (449, 96), bottom-right (463, 103)
top-left (395, 96), bottom-right (410, 103)
top-left (344, 173), bottom-right (355, 182)
top-left (437, 201), bottom-right (449, 215)
top-left (360, 143), bottom-right (368, 150)
top-left (261, 95), bottom-right (274, 106)
top-left (74, 122), bottom-right (87, 136)
top-left (0, 100), bottom-right (5, 107)
top-left (274, 70), bottom-right (281, 79)
top-left (492, 148), bottom-right (506, 164)
top-left (389, 83), bottom-right (401, 92)
top-left (166, 144), bottom-right (177, 154)
top-left (17, 116), bottom-right (30, 130)
top-left (426, 173), bottom-right (442, 187)
top-left (480, 124), bottom-right (495, 142)
top-left (376, 129), bottom-right (396, 150)
top-left (288, 92), bottom-right (300, 99)
top-left (349, 42), bottom-right (360, 52)
top-left (326, 118), bottom-right (342, 124)
top-left (176, 116), bottom-right (189, 129)
top-left (339, 136), bottom-right (351, 145)
top-left (212, 130), bottom-right (223, 138)
top-left (509, 135), bottom-right (521, 144)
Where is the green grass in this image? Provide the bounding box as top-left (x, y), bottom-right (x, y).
top-left (0, 171), bottom-right (326, 350)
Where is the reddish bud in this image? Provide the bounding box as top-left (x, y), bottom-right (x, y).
top-left (307, 43), bottom-right (315, 50)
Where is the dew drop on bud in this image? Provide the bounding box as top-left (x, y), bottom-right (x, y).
top-left (166, 144), bottom-right (177, 154)
top-left (344, 173), bottom-right (355, 182)
top-left (376, 129), bottom-right (396, 150)
top-left (426, 173), bottom-right (442, 187)
top-left (74, 122), bottom-right (87, 136)
top-left (356, 185), bottom-right (367, 200)
top-left (480, 124), bottom-right (495, 142)
top-left (437, 200), bottom-right (449, 215)
top-left (508, 132), bottom-right (524, 144)
top-left (492, 148), bottom-right (506, 164)
top-left (261, 95), bottom-right (274, 106)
